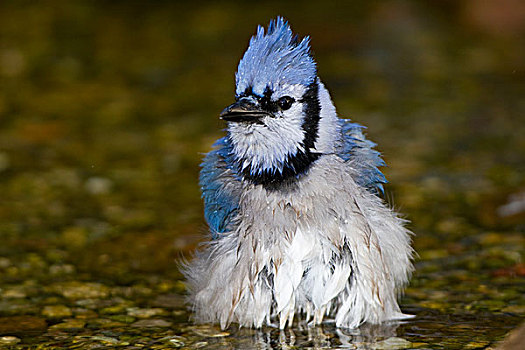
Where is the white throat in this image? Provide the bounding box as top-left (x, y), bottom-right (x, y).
top-left (227, 80), bottom-right (339, 178)
top-left (228, 106), bottom-right (305, 175)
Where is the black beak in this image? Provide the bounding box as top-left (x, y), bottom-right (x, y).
top-left (220, 98), bottom-right (271, 123)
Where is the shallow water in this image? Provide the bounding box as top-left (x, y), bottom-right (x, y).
top-left (0, 1), bottom-right (524, 349)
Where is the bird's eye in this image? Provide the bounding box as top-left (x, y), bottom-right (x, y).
top-left (277, 96), bottom-right (295, 111)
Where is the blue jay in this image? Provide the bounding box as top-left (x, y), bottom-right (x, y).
top-left (185, 17), bottom-right (413, 329)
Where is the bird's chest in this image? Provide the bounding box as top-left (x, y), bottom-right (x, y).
top-left (236, 173), bottom-right (347, 249)
top-left (233, 173), bottom-right (356, 318)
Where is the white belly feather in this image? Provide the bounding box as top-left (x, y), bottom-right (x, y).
top-left (185, 156), bottom-right (413, 329)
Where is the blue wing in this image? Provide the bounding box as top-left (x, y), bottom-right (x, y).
top-left (199, 137), bottom-right (241, 239)
top-left (337, 119), bottom-right (387, 194)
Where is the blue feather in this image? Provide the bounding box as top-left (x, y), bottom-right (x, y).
top-left (236, 16), bottom-right (316, 97)
top-left (199, 137), bottom-right (240, 239)
top-left (338, 119), bottom-right (387, 194)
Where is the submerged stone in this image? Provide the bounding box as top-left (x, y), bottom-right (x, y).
top-left (49, 281), bottom-right (110, 299)
top-left (0, 336), bottom-right (20, 345)
top-left (131, 319), bottom-right (172, 328)
top-left (189, 325), bottom-right (230, 338)
top-left (371, 337), bottom-right (412, 350)
top-left (126, 307), bottom-right (168, 318)
top-left (48, 319), bottom-right (86, 330)
top-left (42, 305), bottom-right (73, 318)
top-left (0, 316), bottom-right (47, 333)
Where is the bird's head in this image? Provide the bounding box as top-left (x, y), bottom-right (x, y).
top-left (221, 17), bottom-right (338, 187)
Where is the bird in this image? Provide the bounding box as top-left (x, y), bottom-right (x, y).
top-left (184, 17), bottom-right (414, 330)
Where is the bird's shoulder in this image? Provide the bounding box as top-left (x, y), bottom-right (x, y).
top-left (335, 118), bottom-right (387, 194)
top-left (199, 136), bottom-right (241, 238)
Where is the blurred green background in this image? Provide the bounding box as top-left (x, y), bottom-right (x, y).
top-left (0, 0), bottom-right (523, 348)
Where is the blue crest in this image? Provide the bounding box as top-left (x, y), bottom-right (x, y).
top-left (235, 17), bottom-right (317, 96)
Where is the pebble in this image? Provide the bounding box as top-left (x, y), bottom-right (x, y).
top-left (48, 319), bottom-right (86, 330)
top-left (87, 318), bottom-right (126, 328)
top-left (0, 257), bottom-right (11, 268)
top-left (108, 314), bottom-right (135, 323)
top-left (152, 294), bottom-right (184, 308)
top-left (131, 319), bottom-right (172, 328)
top-left (0, 300), bottom-right (40, 315)
top-left (3, 287), bottom-right (27, 299)
top-left (0, 316), bottom-right (47, 333)
top-left (85, 176), bottom-right (113, 194)
top-left (126, 307), bottom-right (167, 318)
top-left (189, 324), bottom-right (230, 338)
top-left (72, 308), bottom-right (98, 319)
top-left (192, 341), bottom-right (209, 348)
top-left (166, 336), bottom-right (185, 347)
top-left (371, 337), bottom-right (412, 349)
top-left (100, 302), bottom-right (133, 315)
top-left (49, 263), bottom-right (76, 275)
top-left (0, 336), bottom-right (20, 345)
top-left (464, 341), bottom-right (490, 349)
top-left (42, 305), bottom-right (73, 318)
top-left (49, 281), bottom-right (109, 299)
top-left (501, 305), bottom-right (525, 314)
top-left (60, 227), bottom-right (88, 248)
top-left (89, 335), bottom-right (119, 344)
top-left (0, 152), bottom-right (9, 172)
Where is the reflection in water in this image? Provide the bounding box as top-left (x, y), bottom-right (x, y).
top-left (181, 310), bottom-right (522, 349)
top-left (232, 322), bottom-right (402, 349)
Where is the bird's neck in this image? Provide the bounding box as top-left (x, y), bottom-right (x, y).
top-left (239, 148), bottom-right (320, 189)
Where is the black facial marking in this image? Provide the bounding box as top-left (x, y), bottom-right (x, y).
top-left (259, 86), bottom-right (278, 114)
top-left (300, 80), bottom-right (321, 151)
top-left (235, 85), bottom-right (299, 116)
top-left (239, 80), bottom-right (322, 190)
top-left (237, 86), bottom-right (253, 100)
